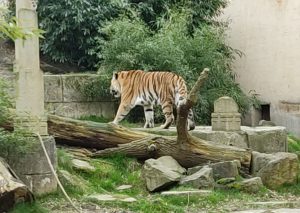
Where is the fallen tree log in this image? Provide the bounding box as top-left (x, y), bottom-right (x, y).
top-left (0, 69), bottom-right (252, 168)
top-left (0, 158), bottom-right (34, 212)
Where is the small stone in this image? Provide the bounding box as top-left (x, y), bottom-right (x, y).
top-left (87, 194), bottom-right (116, 201)
top-left (71, 159), bottom-right (95, 172)
top-left (116, 185), bottom-right (132, 190)
top-left (216, 177), bottom-right (236, 185)
top-left (180, 166), bottom-right (214, 189)
top-left (120, 197), bottom-right (137, 202)
top-left (161, 190), bottom-right (212, 196)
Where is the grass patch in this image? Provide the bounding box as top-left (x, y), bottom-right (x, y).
top-left (10, 147), bottom-right (300, 213)
top-left (10, 203), bottom-right (48, 213)
top-left (79, 115), bottom-right (110, 123)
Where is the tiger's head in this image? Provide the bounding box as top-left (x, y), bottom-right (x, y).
top-left (110, 72), bottom-right (121, 98)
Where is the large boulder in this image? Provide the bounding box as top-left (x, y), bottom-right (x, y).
top-left (179, 166), bottom-right (214, 189)
top-left (142, 156), bottom-right (185, 192)
top-left (251, 152), bottom-right (299, 189)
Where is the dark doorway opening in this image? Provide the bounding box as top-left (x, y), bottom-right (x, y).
top-left (261, 104), bottom-right (270, 121)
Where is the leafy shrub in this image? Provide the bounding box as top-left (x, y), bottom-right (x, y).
top-left (37, 0), bottom-right (228, 69)
top-left (99, 10), bottom-right (252, 124)
top-left (37, 0), bottom-right (122, 68)
top-left (0, 78), bottom-right (12, 124)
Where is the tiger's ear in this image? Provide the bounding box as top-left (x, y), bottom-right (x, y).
top-left (113, 72), bottom-right (118, 80)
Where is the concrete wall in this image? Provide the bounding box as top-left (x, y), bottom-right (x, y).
top-left (222, 0), bottom-right (300, 136)
top-left (0, 65), bottom-right (116, 119)
top-left (44, 74), bottom-right (117, 119)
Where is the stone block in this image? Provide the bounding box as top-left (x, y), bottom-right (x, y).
top-left (243, 126), bottom-right (287, 153)
top-left (214, 96), bottom-right (239, 113)
top-left (44, 75), bottom-right (63, 102)
top-left (192, 129), bottom-right (248, 148)
top-left (211, 112), bottom-right (241, 131)
top-left (8, 136), bottom-right (57, 195)
top-left (251, 151), bottom-right (299, 189)
top-left (9, 136), bottom-right (56, 175)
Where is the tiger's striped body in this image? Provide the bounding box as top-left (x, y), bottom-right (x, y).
top-left (110, 70), bottom-right (195, 130)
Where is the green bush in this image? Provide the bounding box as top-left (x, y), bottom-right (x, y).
top-left (99, 11), bottom-right (253, 124)
top-left (37, 0), bottom-right (228, 69)
top-left (37, 0), bottom-right (122, 68)
top-left (0, 78), bottom-right (12, 124)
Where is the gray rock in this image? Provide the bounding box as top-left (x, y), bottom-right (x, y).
top-left (244, 126), bottom-right (287, 153)
top-left (251, 152), bottom-right (299, 189)
top-left (157, 156), bottom-right (186, 174)
top-left (209, 160), bottom-right (240, 180)
top-left (59, 170), bottom-right (88, 191)
top-left (179, 166), bottom-right (214, 189)
top-left (142, 157), bottom-right (183, 192)
top-left (229, 177), bottom-right (263, 193)
top-left (71, 159), bottom-right (96, 172)
top-left (187, 165), bottom-right (203, 175)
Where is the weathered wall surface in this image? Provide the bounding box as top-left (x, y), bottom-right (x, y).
top-left (0, 65), bottom-right (116, 119)
top-left (44, 74), bottom-right (117, 119)
top-left (222, 0), bottom-right (300, 136)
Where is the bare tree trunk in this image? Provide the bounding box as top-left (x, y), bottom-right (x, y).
top-left (0, 158), bottom-right (34, 212)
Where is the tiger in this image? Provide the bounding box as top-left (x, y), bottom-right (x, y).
top-left (110, 70), bottom-right (195, 130)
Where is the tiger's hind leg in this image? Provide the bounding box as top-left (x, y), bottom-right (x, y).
top-left (143, 105), bottom-right (154, 128)
top-left (160, 101), bottom-right (174, 129)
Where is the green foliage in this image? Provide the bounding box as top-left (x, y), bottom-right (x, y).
top-left (0, 6), bottom-right (44, 40)
top-left (10, 202), bottom-right (48, 213)
top-left (288, 134), bottom-right (300, 157)
top-left (99, 10), bottom-right (251, 124)
top-left (37, 0), bottom-right (122, 68)
top-left (0, 78), bottom-right (12, 124)
top-left (0, 129), bottom-right (37, 161)
top-left (37, 0), bottom-right (228, 69)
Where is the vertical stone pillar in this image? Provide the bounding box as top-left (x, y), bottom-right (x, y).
top-left (13, 0), bottom-right (57, 195)
top-left (15, 0), bottom-right (47, 135)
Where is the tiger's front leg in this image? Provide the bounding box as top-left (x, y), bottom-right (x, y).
top-left (143, 105), bottom-right (154, 128)
top-left (112, 103), bottom-right (134, 125)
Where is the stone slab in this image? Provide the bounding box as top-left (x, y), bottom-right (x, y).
top-left (243, 126), bottom-right (288, 153)
top-left (45, 102), bottom-right (116, 119)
